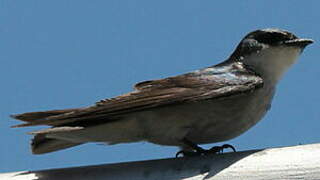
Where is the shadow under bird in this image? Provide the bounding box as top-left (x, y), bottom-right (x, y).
top-left (12, 28), bottom-right (313, 156)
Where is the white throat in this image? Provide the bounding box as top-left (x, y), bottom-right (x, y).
top-left (242, 46), bottom-right (301, 83)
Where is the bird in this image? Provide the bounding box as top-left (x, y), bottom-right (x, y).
top-left (11, 28), bottom-right (313, 156)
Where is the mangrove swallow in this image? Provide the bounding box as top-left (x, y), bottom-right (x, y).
top-left (12, 28), bottom-right (313, 156)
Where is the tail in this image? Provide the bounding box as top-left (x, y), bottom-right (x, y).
top-left (32, 134), bottom-right (82, 154)
top-left (11, 109), bottom-right (83, 154)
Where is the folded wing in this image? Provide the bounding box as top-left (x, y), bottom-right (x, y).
top-left (12, 62), bottom-right (263, 128)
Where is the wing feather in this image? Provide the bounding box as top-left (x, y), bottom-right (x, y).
top-left (13, 62), bottom-right (263, 128)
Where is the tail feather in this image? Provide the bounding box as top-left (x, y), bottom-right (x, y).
top-left (11, 109), bottom-right (79, 122)
top-left (32, 134), bottom-right (82, 154)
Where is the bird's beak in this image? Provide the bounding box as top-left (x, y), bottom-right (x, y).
top-left (283, 38), bottom-right (314, 48)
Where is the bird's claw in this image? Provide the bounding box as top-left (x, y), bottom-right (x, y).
top-left (176, 150), bottom-right (200, 158)
top-left (208, 144), bottom-right (236, 153)
top-left (176, 144), bottom-right (236, 157)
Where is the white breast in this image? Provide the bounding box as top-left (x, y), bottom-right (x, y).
top-left (243, 46), bottom-right (301, 83)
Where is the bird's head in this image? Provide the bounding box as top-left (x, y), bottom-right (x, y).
top-left (231, 28), bottom-right (313, 82)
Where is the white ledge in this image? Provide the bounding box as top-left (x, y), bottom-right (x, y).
top-left (1, 143), bottom-right (320, 180)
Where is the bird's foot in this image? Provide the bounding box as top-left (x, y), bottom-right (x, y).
top-left (175, 150), bottom-right (202, 157)
top-left (176, 138), bottom-right (236, 157)
top-left (175, 144), bottom-right (236, 157)
top-left (208, 144), bottom-right (236, 154)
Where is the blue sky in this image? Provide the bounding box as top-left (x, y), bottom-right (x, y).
top-left (1, 1), bottom-right (319, 172)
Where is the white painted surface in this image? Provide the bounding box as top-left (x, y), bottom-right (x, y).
top-left (1, 143), bottom-right (320, 180)
top-left (0, 171), bottom-right (38, 180)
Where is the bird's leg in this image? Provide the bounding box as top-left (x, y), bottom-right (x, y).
top-left (176, 138), bottom-right (236, 157)
top-left (176, 138), bottom-right (205, 157)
